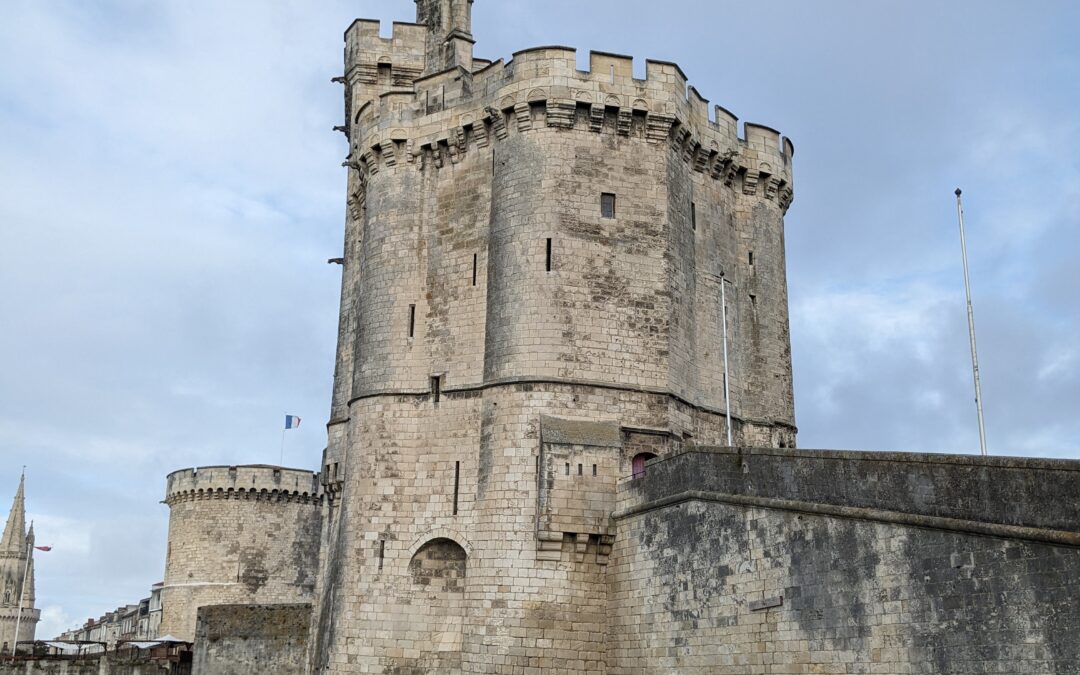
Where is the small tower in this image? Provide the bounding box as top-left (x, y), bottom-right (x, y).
top-left (415, 0), bottom-right (474, 74)
top-left (0, 476), bottom-right (40, 652)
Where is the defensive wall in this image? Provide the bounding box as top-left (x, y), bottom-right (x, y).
top-left (159, 466), bottom-right (320, 643)
top-left (610, 447), bottom-right (1080, 673)
top-left (192, 604), bottom-right (310, 675)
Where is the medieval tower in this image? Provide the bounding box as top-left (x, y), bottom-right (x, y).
top-left (0, 476), bottom-right (39, 653)
top-left (310, 1), bottom-right (795, 672)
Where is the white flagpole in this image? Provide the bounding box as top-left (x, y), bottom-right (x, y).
top-left (955, 188), bottom-right (988, 456)
top-left (720, 273), bottom-right (734, 447)
top-left (12, 532), bottom-right (32, 656)
top-left (280, 425), bottom-right (287, 466)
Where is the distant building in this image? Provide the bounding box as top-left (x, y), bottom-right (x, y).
top-left (0, 475), bottom-right (39, 653)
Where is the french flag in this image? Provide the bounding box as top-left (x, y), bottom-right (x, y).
top-left (285, 415), bottom-right (301, 430)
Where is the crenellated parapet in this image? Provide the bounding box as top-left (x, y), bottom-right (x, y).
top-left (342, 41), bottom-right (795, 211)
top-left (164, 465), bottom-right (321, 506)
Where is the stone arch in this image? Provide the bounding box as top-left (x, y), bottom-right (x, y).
top-left (632, 452), bottom-right (657, 479)
top-left (406, 529), bottom-right (473, 559)
top-left (401, 538), bottom-right (467, 671)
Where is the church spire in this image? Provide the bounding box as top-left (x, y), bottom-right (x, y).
top-left (0, 474), bottom-right (26, 554)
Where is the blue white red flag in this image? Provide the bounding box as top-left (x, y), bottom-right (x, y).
top-left (285, 415), bottom-right (301, 430)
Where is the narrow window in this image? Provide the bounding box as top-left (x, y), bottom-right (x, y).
top-left (431, 375), bottom-right (441, 404)
top-left (601, 193), bottom-right (616, 219)
top-left (408, 304), bottom-right (416, 338)
top-left (691, 203), bottom-right (697, 231)
top-left (472, 253), bottom-right (478, 286)
top-left (749, 294), bottom-right (757, 308)
top-left (453, 461), bottom-right (460, 516)
top-left (545, 238), bottom-right (553, 272)
top-left (378, 540), bottom-right (385, 570)
top-left (592, 464), bottom-right (597, 476)
top-left (377, 63), bottom-right (392, 85)
top-left (748, 251), bottom-right (754, 266)
top-left (565, 462), bottom-right (570, 476)
top-left (578, 463), bottom-right (583, 476)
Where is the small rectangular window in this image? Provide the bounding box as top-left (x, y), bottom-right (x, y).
top-left (578, 463), bottom-right (583, 476)
top-left (472, 253), bottom-right (478, 286)
top-left (601, 193), bottom-right (616, 219)
top-left (565, 462), bottom-right (570, 475)
top-left (691, 203), bottom-right (696, 231)
top-left (453, 461), bottom-right (460, 516)
top-left (748, 251), bottom-right (754, 266)
top-left (377, 63), bottom-right (392, 85)
top-left (378, 540), bottom-right (385, 570)
top-left (431, 375), bottom-right (441, 404)
top-left (592, 464), bottom-right (597, 476)
top-left (408, 304), bottom-right (416, 338)
top-left (546, 238), bottom-right (553, 272)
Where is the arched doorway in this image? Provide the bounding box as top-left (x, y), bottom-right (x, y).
top-left (632, 452), bottom-right (657, 479)
top-left (407, 538), bottom-right (467, 670)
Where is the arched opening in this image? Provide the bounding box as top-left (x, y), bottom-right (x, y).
top-left (632, 453), bottom-right (657, 479)
top-left (405, 538), bottom-right (467, 670)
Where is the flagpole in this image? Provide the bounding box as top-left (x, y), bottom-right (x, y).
top-left (280, 427), bottom-right (286, 466)
top-left (12, 531), bottom-right (32, 657)
top-left (955, 189), bottom-right (988, 456)
top-left (720, 273), bottom-right (734, 447)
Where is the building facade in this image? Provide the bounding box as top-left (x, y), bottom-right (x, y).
top-left (0, 476), bottom-right (39, 654)
top-left (310, 0), bottom-right (796, 671)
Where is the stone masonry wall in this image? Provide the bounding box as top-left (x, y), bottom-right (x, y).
top-left (609, 448), bottom-right (1080, 674)
top-left (160, 466), bottom-right (320, 642)
top-left (192, 604), bottom-right (310, 675)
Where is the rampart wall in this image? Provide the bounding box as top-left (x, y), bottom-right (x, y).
top-left (610, 448), bottom-right (1080, 673)
top-left (160, 467), bottom-right (320, 642)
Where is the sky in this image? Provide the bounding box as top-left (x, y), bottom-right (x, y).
top-left (1, 0), bottom-right (1078, 640)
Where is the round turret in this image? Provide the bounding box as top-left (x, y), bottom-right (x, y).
top-left (159, 465), bottom-right (320, 642)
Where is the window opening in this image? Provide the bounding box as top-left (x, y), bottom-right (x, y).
top-left (601, 193), bottom-right (616, 219)
top-left (431, 375), bottom-right (441, 404)
top-left (408, 304), bottom-right (416, 338)
top-left (748, 251), bottom-right (754, 266)
top-left (578, 463), bottom-right (583, 476)
top-left (472, 253), bottom-right (478, 286)
top-left (378, 540), bottom-right (385, 570)
top-left (453, 461), bottom-right (460, 515)
top-left (546, 238), bottom-right (553, 272)
top-left (592, 464), bottom-right (597, 476)
top-left (691, 203), bottom-right (697, 231)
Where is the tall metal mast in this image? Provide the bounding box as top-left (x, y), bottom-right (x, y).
top-left (954, 188), bottom-right (988, 456)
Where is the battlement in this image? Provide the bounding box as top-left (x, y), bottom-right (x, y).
top-left (345, 20), bottom-right (428, 79)
top-left (344, 32), bottom-right (794, 210)
top-left (164, 465), bottom-right (320, 506)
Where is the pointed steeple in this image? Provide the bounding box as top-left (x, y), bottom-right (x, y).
top-left (0, 475), bottom-right (26, 554)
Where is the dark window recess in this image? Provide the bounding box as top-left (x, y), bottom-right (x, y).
top-left (377, 63), bottom-right (392, 85)
top-left (545, 238), bottom-right (553, 272)
top-left (472, 253), bottom-right (478, 286)
top-left (592, 464), bottom-right (597, 476)
top-left (601, 193), bottom-right (616, 219)
top-left (453, 461), bottom-right (460, 516)
top-left (632, 453), bottom-right (657, 479)
top-left (578, 463), bottom-right (583, 476)
top-left (749, 294), bottom-right (757, 308)
top-left (691, 203), bottom-right (697, 231)
top-left (431, 375), bottom-right (441, 404)
top-left (408, 304), bottom-right (416, 338)
top-left (748, 251), bottom-right (755, 266)
top-left (378, 540), bottom-right (385, 570)
top-left (565, 462), bottom-right (570, 475)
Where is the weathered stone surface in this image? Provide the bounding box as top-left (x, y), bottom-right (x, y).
top-left (193, 604), bottom-right (310, 675)
top-left (160, 466), bottom-right (320, 642)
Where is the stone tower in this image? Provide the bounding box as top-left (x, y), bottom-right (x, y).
top-left (0, 476), bottom-right (39, 652)
top-left (158, 465), bottom-right (321, 642)
top-left (311, 1), bottom-right (795, 671)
